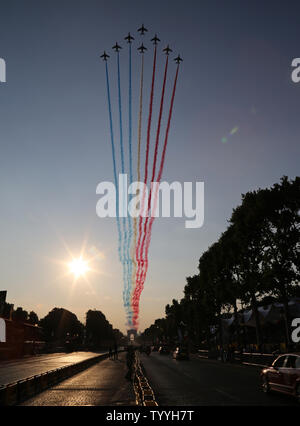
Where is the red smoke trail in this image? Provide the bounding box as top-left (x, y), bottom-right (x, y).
top-left (137, 55), bottom-right (169, 294)
top-left (133, 64), bottom-right (180, 327)
top-left (133, 46), bottom-right (157, 319)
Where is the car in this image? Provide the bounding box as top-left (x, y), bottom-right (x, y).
top-left (159, 346), bottom-right (170, 355)
top-left (152, 345), bottom-right (159, 352)
top-left (173, 346), bottom-right (190, 360)
top-left (260, 353), bottom-right (300, 403)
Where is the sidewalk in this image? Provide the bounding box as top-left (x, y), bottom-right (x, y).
top-left (21, 352), bottom-right (136, 406)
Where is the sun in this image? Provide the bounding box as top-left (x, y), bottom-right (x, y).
top-left (68, 257), bottom-right (89, 278)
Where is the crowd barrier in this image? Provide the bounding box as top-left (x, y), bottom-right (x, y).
top-left (197, 349), bottom-right (276, 367)
top-left (133, 353), bottom-right (158, 407)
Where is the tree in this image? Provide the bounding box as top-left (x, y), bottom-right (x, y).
top-left (40, 308), bottom-right (83, 343)
top-left (85, 309), bottom-right (114, 348)
top-left (28, 311), bottom-right (39, 325)
top-left (12, 307), bottom-right (28, 322)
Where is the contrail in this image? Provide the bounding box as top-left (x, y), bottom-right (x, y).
top-left (104, 61), bottom-right (122, 262)
top-left (133, 64), bottom-right (180, 326)
top-left (138, 55), bottom-right (169, 294)
top-left (132, 53), bottom-right (144, 305)
top-left (126, 42), bottom-right (134, 326)
top-left (116, 52), bottom-right (131, 322)
top-left (134, 45), bottom-right (157, 319)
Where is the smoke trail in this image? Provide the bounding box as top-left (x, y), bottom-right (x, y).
top-left (142, 64), bottom-right (180, 286)
top-left (105, 61), bottom-right (122, 262)
top-left (126, 42), bottom-right (134, 326)
top-left (131, 53), bottom-right (144, 307)
top-left (133, 64), bottom-right (180, 326)
top-left (134, 46), bottom-right (157, 311)
top-left (117, 53), bottom-right (131, 321)
top-left (137, 55), bottom-right (169, 294)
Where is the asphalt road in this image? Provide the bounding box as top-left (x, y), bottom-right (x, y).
top-left (21, 352), bottom-right (135, 406)
top-left (0, 352), bottom-right (104, 386)
top-left (140, 352), bottom-right (297, 406)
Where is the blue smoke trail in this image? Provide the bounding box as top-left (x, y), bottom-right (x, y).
top-left (105, 62), bottom-right (122, 262)
top-left (117, 53), bottom-right (131, 322)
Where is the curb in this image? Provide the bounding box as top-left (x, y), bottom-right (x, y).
top-left (0, 352), bottom-right (111, 406)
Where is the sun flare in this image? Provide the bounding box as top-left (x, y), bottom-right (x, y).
top-left (68, 257), bottom-right (89, 278)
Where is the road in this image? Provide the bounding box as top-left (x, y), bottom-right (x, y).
top-left (0, 351), bottom-right (104, 386)
top-left (21, 352), bottom-right (135, 406)
top-left (140, 352), bottom-right (297, 406)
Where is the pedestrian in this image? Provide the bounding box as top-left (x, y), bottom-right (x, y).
top-left (125, 346), bottom-right (136, 381)
top-left (114, 342), bottom-right (118, 360)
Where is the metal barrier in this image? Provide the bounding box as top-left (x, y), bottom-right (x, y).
top-left (197, 349), bottom-right (276, 367)
top-left (134, 353), bottom-right (158, 407)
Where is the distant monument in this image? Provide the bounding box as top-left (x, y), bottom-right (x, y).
top-left (127, 329), bottom-right (137, 342)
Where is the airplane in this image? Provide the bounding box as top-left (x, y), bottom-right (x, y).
top-left (124, 32), bottom-right (134, 43)
top-left (138, 24), bottom-right (148, 35)
top-left (112, 42), bottom-right (122, 52)
top-left (163, 45), bottom-right (172, 55)
top-left (174, 55), bottom-right (183, 64)
top-left (100, 51), bottom-right (110, 61)
top-left (138, 43), bottom-right (147, 53)
top-left (151, 34), bottom-right (160, 45)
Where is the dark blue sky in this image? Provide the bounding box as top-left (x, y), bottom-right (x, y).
top-left (0, 0), bottom-right (299, 331)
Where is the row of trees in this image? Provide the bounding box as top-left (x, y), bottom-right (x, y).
top-left (1, 302), bottom-right (40, 325)
top-left (142, 176), bottom-right (300, 351)
top-left (1, 300), bottom-right (124, 350)
top-left (40, 307), bottom-right (123, 349)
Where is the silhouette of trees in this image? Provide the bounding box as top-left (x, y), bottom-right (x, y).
top-left (85, 309), bottom-right (116, 349)
top-left (142, 176), bottom-right (300, 351)
top-left (28, 311), bottom-right (39, 325)
top-left (12, 307), bottom-right (28, 322)
top-left (40, 308), bottom-right (83, 343)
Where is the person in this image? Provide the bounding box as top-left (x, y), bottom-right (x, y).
top-left (114, 342), bottom-right (118, 360)
top-left (109, 346), bottom-right (113, 359)
top-left (125, 346), bottom-right (136, 381)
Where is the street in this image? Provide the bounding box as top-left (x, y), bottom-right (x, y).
top-left (20, 352), bottom-right (135, 406)
top-left (0, 352), bottom-right (104, 386)
top-left (140, 352), bottom-right (297, 406)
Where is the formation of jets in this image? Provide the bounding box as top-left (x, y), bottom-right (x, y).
top-left (125, 32), bottom-right (134, 44)
top-left (112, 42), bottom-right (122, 52)
top-left (100, 51), bottom-right (109, 61)
top-left (151, 34), bottom-right (160, 45)
top-left (101, 25), bottom-right (183, 64)
top-left (138, 24), bottom-right (148, 35)
top-left (137, 43), bottom-right (147, 54)
top-left (163, 44), bottom-right (172, 55)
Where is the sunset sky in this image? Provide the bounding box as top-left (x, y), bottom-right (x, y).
top-left (0, 0), bottom-right (299, 332)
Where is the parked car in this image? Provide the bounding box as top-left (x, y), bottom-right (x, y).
top-left (173, 346), bottom-right (190, 360)
top-left (159, 346), bottom-right (170, 355)
top-left (260, 353), bottom-right (300, 403)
